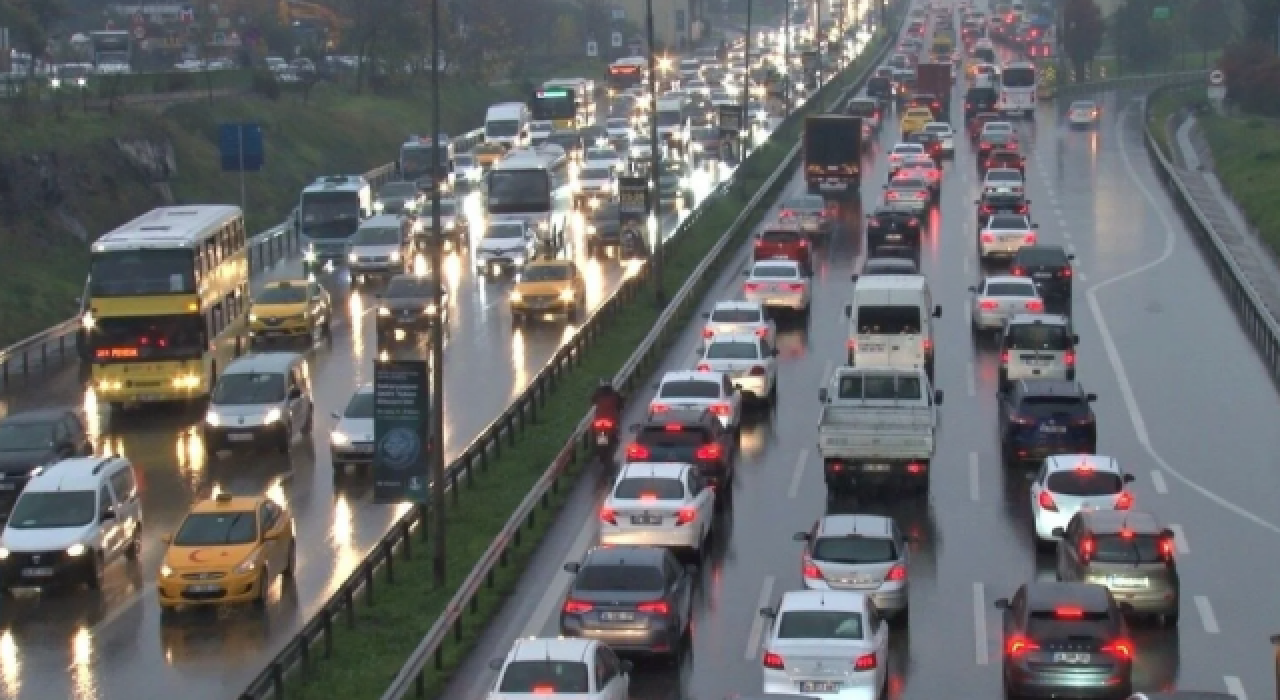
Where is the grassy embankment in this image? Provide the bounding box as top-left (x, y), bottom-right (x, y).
top-left (0, 58), bottom-right (602, 348)
top-left (275, 32), bottom-right (891, 700)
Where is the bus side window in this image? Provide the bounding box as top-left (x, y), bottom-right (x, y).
top-left (194, 246), bottom-right (205, 284)
top-left (234, 219), bottom-right (246, 252)
top-left (220, 228), bottom-right (231, 259)
top-left (206, 239), bottom-right (220, 268)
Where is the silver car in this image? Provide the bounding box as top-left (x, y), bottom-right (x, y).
top-left (883, 177), bottom-right (931, 217)
top-left (969, 275), bottom-right (1043, 332)
top-left (923, 122), bottom-right (954, 155)
top-left (700, 300), bottom-right (776, 350)
top-left (347, 215), bottom-right (406, 279)
top-left (329, 384), bottom-right (374, 474)
top-left (743, 259), bottom-right (811, 314)
top-left (794, 514), bottom-right (911, 617)
top-left (978, 213), bottom-right (1037, 260)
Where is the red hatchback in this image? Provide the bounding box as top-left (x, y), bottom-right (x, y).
top-left (753, 226), bottom-right (813, 270)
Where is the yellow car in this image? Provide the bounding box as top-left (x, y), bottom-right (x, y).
top-left (157, 491), bottom-right (296, 610)
top-left (509, 260), bottom-right (586, 324)
top-left (249, 279), bottom-right (331, 345)
top-left (900, 107), bottom-right (934, 136)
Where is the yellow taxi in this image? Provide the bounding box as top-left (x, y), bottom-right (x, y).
top-left (509, 260), bottom-right (587, 324)
top-left (900, 107), bottom-right (934, 136)
top-left (157, 491), bottom-right (296, 610)
top-left (248, 279), bottom-right (331, 345)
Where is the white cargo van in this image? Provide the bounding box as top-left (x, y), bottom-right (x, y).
top-left (484, 102), bottom-right (530, 150)
top-left (844, 275), bottom-right (941, 378)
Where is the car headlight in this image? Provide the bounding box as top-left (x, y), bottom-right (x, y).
top-left (233, 558), bottom-right (257, 575)
top-left (425, 304), bottom-right (438, 315)
top-left (303, 249), bottom-right (317, 263)
top-left (691, 142), bottom-right (703, 152)
top-left (263, 408), bottom-right (282, 425)
top-left (66, 543), bottom-right (86, 557)
top-left (348, 252), bottom-right (359, 263)
top-left (559, 289), bottom-right (575, 300)
top-left (509, 290), bottom-right (523, 302)
top-left (28, 466), bottom-right (43, 478)
top-left (330, 431), bottom-right (350, 446)
top-left (205, 410), bottom-right (221, 426)
top-left (171, 374), bottom-right (201, 389)
top-left (374, 201), bottom-right (385, 212)
top-left (587, 225), bottom-right (597, 235)
top-left (537, 220), bottom-right (548, 230)
top-left (249, 312), bottom-right (258, 322)
top-left (680, 177), bottom-right (690, 188)
top-left (0, 549), bottom-right (8, 561)
top-left (445, 220), bottom-right (455, 229)
top-left (378, 307), bottom-right (391, 317)
top-left (390, 250), bottom-right (402, 262)
top-left (160, 564), bottom-right (173, 578)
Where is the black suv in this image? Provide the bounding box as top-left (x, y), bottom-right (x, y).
top-left (1012, 245), bottom-right (1075, 303)
top-left (867, 75), bottom-right (893, 101)
top-left (998, 379), bottom-right (1096, 466)
top-left (865, 207), bottom-right (922, 253)
top-left (375, 274), bottom-right (449, 343)
top-left (0, 409), bottom-right (93, 518)
top-left (964, 86), bottom-right (998, 121)
top-left (585, 200), bottom-right (623, 257)
top-left (626, 409), bottom-right (736, 490)
top-left (1054, 510), bottom-right (1181, 626)
top-left (976, 192), bottom-right (1030, 227)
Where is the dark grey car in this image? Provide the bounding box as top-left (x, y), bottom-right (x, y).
top-left (374, 274), bottom-right (449, 343)
top-left (0, 409), bottom-right (93, 518)
top-left (559, 546), bottom-right (695, 656)
top-left (1054, 510), bottom-right (1180, 625)
top-left (375, 181), bottom-right (423, 216)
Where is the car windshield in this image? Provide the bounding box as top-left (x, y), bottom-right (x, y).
top-left (1046, 469), bottom-right (1123, 495)
top-left (386, 277), bottom-right (436, 299)
top-left (1007, 324), bottom-right (1070, 350)
top-left (710, 308), bottom-right (762, 323)
top-left (256, 285), bottom-right (308, 304)
top-left (8, 491), bottom-right (96, 529)
top-left (575, 564), bottom-right (665, 591)
top-left (486, 224), bottom-right (524, 239)
top-left (174, 511), bottom-right (258, 545)
top-left (498, 661), bottom-right (590, 694)
top-left (813, 535), bottom-right (898, 563)
top-left (986, 171), bottom-right (1022, 183)
top-left (753, 264), bottom-right (799, 278)
top-left (520, 264), bottom-right (573, 282)
top-left (352, 226), bottom-right (401, 245)
top-left (986, 281), bottom-right (1037, 297)
top-left (777, 610), bottom-right (865, 640)
top-left (212, 372), bottom-right (285, 404)
top-left (586, 149), bottom-right (614, 161)
top-left (705, 341), bottom-right (760, 360)
top-left (988, 216), bottom-right (1028, 229)
top-left (379, 183), bottom-right (417, 199)
top-left (0, 420), bottom-right (55, 451)
top-left (615, 477), bottom-right (685, 500)
top-left (607, 118), bottom-right (629, 129)
top-left (581, 168), bottom-right (612, 180)
top-left (344, 391), bottom-right (374, 418)
top-left (1093, 534), bottom-right (1163, 563)
top-left (659, 380), bottom-right (720, 399)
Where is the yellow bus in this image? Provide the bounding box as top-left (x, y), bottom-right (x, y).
top-left (83, 205), bottom-right (249, 409)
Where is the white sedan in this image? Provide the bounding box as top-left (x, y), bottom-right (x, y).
top-left (1067, 99), bottom-right (1100, 127)
top-left (584, 147), bottom-right (624, 172)
top-left (599, 462), bottom-right (715, 554)
top-left (743, 259), bottom-right (812, 315)
top-left (923, 122), bottom-right (955, 156)
top-left (978, 214), bottom-right (1038, 261)
top-left (760, 590), bottom-right (889, 700)
top-left (650, 370), bottom-right (743, 431)
top-left (698, 332), bottom-right (778, 403)
top-left (701, 300), bottom-right (776, 349)
top-left (969, 275), bottom-right (1043, 332)
top-left (1031, 454), bottom-right (1136, 543)
top-left (887, 143), bottom-right (927, 173)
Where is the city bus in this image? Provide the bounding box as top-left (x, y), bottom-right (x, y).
top-left (88, 30), bottom-right (132, 71)
top-left (997, 61), bottom-right (1037, 116)
top-left (484, 146), bottom-right (573, 253)
top-left (606, 57), bottom-right (646, 95)
top-left (537, 78), bottom-right (595, 128)
top-left (84, 206), bottom-right (249, 409)
top-left (297, 174), bottom-right (373, 262)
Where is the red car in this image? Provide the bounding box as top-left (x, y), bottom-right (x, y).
top-left (753, 225), bottom-right (813, 270)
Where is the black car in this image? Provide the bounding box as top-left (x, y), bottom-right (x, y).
top-left (546, 130), bottom-right (584, 159)
top-left (964, 86), bottom-right (998, 121)
top-left (375, 274), bottom-right (449, 342)
top-left (560, 546), bottom-right (694, 656)
top-left (626, 409), bottom-right (736, 491)
top-left (1012, 245), bottom-right (1075, 302)
top-left (998, 379), bottom-right (1096, 465)
top-left (374, 181), bottom-right (424, 216)
top-left (0, 409), bottom-right (93, 517)
top-left (976, 193), bottom-right (1030, 227)
top-left (996, 582), bottom-right (1134, 700)
top-left (859, 256), bottom-right (919, 277)
top-left (585, 200), bottom-right (623, 256)
top-left (865, 207), bottom-right (923, 253)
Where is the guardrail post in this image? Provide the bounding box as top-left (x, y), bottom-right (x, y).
top-left (299, 629), bottom-right (311, 674)
top-left (270, 662), bottom-right (284, 698)
top-left (385, 542), bottom-right (395, 584)
top-left (323, 611), bottom-right (334, 658)
top-left (345, 585), bottom-right (357, 628)
top-left (453, 617), bottom-right (463, 643)
top-left (465, 461), bottom-right (475, 489)
top-left (363, 560), bottom-right (375, 605)
top-left (401, 520), bottom-right (412, 560)
top-left (434, 644), bottom-right (444, 671)
top-left (450, 470), bottom-right (459, 505)
top-left (414, 671), bottom-right (426, 699)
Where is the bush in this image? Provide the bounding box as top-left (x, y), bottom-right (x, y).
top-left (1221, 42), bottom-right (1280, 117)
top-left (251, 69), bottom-right (282, 100)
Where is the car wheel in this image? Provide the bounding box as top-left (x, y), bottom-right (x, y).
top-left (125, 529), bottom-right (141, 562)
top-left (284, 540), bottom-right (297, 578)
top-left (253, 570), bottom-right (270, 608)
top-left (86, 551), bottom-right (104, 590)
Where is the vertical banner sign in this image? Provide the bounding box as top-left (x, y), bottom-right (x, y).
top-left (373, 360), bottom-right (431, 503)
top-left (617, 175), bottom-right (649, 239)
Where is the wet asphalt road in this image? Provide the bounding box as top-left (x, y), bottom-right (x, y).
top-left (441, 87), bottom-right (1280, 700)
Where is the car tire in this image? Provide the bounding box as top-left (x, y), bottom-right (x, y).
top-left (277, 427), bottom-right (292, 455)
top-left (253, 570), bottom-right (270, 608)
top-left (284, 540), bottom-right (297, 578)
top-left (86, 551), bottom-right (104, 590)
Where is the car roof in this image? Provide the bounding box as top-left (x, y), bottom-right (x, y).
top-left (707, 332), bottom-right (763, 345)
top-left (26, 457), bottom-right (127, 493)
top-left (189, 491), bottom-right (267, 514)
top-left (661, 370), bottom-right (724, 383)
top-left (1023, 581), bottom-right (1113, 612)
top-left (224, 351), bottom-right (301, 375)
top-left (816, 514), bottom-right (895, 538)
top-left (1044, 454), bottom-right (1121, 475)
top-left (892, 143), bottom-right (924, 150)
top-left (1079, 509), bottom-right (1162, 535)
top-left (507, 637), bottom-right (595, 663)
top-left (0, 408), bottom-right (70, 424)
top-left (778, 589), bottom-right (869, 612)
top-left (583, 544), bottom-right (666, 568)
top-left (618, 462), bottom-right (692, 480)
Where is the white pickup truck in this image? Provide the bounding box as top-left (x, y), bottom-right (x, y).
top-left (817, 366), bottom-right (942, 496)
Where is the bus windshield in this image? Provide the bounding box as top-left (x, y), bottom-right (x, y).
top-left (90, 249), bottom-right (196, 296)
top-left (486, 119), bottom-right (521, 138)
top-left (1002, 67), bottom-right (1035, 88)
top-left (90, 314), bottom-right (205, 361)
top-left (487, 171), bottom-right (551, 212)
top-left (300, 191), bottom-right (362, 237)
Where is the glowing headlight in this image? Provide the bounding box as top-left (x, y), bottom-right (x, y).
top-left (66, 543), bottom-right (87, 557)
top-left (374, 201), bottom-right (385, 212)
top-left (98, 379), bottom-right (123, 391)
top-left (348, 252), bottom-right (359, 263)
top-left (390, 251), bottom-right (402, 262)
top-left (27, 466), bottom-right (43, 478)
top-left (445, 220), bottom-right (455, 229)
top-left (171, 375), bottom-right (201, 389)
top-left (0, 549), bottom-right (8, 561)
top-left (205, 410), bottom-right (222, 426)
top-left (559, 289), bottom-right (575, 300)
top-left (81, 312), bottom-right (95, 329)
top-left (249, 313), bottom-right (258, 322)
top-left (378, 307), bottom-right (391, 317)
top-left (537, 220), bottom-right (549, 230)
top-left (330, 431), bottom-right (350, 446)
top-left (233, 558), bottom-right (257, 575)
top-left (303, 249), bottom-right (317, 263)
top-left (587, 225), bottom-right (597, 235)
top-left (160, 564), bottom-right (173, 577)
top-left (425, 304), bottom-right (438, 315)
top-left (691, 142), bottom-right (703, 152)
top-left (509, 291), bottom-right (523, 302)
top-left (263, 408), bottom-right (282, 425)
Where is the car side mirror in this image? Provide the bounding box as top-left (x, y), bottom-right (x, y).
top-left (934, 389), bottom-right (944, 404)
top-left (1073, 334), bottom-right (1080, 344)
top-left (330, 411), bottom-right (341, 420)
top-left (1031, 223), bottom-right (1039, 228)
top-left (488, 658), bottom-right (504, 671)
top-left (881, 184), bottom-right (888, 189)
top-left (932, 305), bottom-right (942, 318)
top-left (1123, 473), bottom-right (1136, 483)
top-left (701, 312), bottom-right (710, 319)
top-left (759, 607), bottom-right (777, 618)
top-left (1051, 527), bottom-right (1066, 538)
top-left (994, 598), bottom-right (1010, 610)
top-left (967, 285), bottom-right (977, 293)
top-left (844, 304), bottom-right (852, 318)
top-left (161, 533), bottom-right (172, 544)
top-left (793, 531), bottom-right (812, 541)
top-left (289, 387), bottom-right (303, 400)
top-left (1067, 253), bottom-right (1076, 260)
top-left (620, 659), bottom-right (635, 674)
top-left (1025, 199), bottom-right (1032, 205)
top-left (100, 509), bottom-right (116, 523)
top-left (1086, 393), bottom-right (1098, 402)
top-left (819, 388), bottom-right (829, 403)
top-left (1161, 527), bottom-right (1175, 539)
top-left (563, 562), bottom-right (581, 574)
top-left (771, 349), bottom-right (779, 357)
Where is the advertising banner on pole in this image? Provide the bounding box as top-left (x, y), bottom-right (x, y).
top-left (373, 360), bottom-right (431, 503)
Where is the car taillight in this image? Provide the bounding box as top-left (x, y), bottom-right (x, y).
top-left (1065, 351), bottom-right (1076, 367)
top-left (907, 217), bottom-right (920, 227)
top-left (702, 328), bottom-right (715, 338)
top-left (599, 507), bottom-right (618, 524)
top-left (1038, 490), bottom-right (1058, 512)
top-left (915, 192), bottom-right (928, 200)
top-left (695, 443), bottom-right (723, 460)
top-left (867, 219), bottom-right (881, 227)
top-left (754, 239), bottom-right (765, 248)
top-left (802, 556), bottom-right (822, 579)
top-left (674, 508), bottom-right (696, 526)
top-left (1060, 267), bottom-right (1072, 277)
top-left (1159, 535), bottom-right (1175, 561)
top-left (763, 651), bottom-right (785, 669)
top-left (592, 418), bottom-right (615, 430)
top-left (886, 564), bottom-right (907, 581)
top-left (650, 403), bottom-right (668, 413)
top-left (1081, 536), bottom-right (1095, 562)
top-left (1007, 636), bottom-right (1040, 656)
top-left (981, 232), bottom-right (995, 243)
top-left (638, 601), bottom-right (671, 614)
top-left (1115, 491), bottom-right (1134, 510)
top-left (1016, 204), bottom-right (1028, 213)
top-left (1011, 266), bottom-right (1026, 276)
top-left (745, 282), bottom-right (760, 291)
top-left (709, 402), bottom-right (731, 417)
top-left (854, 653), bottom-right (877, 671)
top-left (780, 210), bottom-right (795, 218)
top-left (980, 204), bottom-right (992, 213)
top-left (798, 238), bottom-right (809, 247)
top-left (965, 101), bottom-right (971, 109)
top-left (1102, 640), bottom-right (1133, 660)
top-left (923, 338), bottom-right (933, 354)
top-left (1010, 413), bottom-right (1035, 426)
top-left (1000, 351), bottom-right (1009, 364)
top-left (564, 599), bottom-right (594, 613)
top-left (979, 300), bottom-right (999, 310)
top-left (980, 141), bottom-right (991, 149)
top-left (887, 192), bottom-right (899, 200)
top-left (531, 685), bottom-right (556, 695)
top-left (1025, 299), bottom-right (1044, 312)
top-left (625, 443), bottom-right (650, 459)
top-left (786, 283), bottom-right (805, 292)
top-left (1023, 232), bottom-right (1037, 244)
top-left (697, 363), bottom-right (711, 372)
top-left (748, 365), bottom-right (768, 376)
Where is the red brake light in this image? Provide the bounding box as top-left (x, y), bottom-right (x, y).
top-left (1102, 640), bottom-right (1133, 659)
top-left (531, 686), bottom-right (556, 695)
top-left (754, 239), bottom-right (764, 248)
top-left (786, 283), bottom-right (805, 292)
top-left (981, 232), bottom-right (995, 243)
top-left (980, 141), bottom-right (991, 149)
top-left (1000, 350), bottom-right (1009, 364)
top-left (1115, 491), bottom-right (1134, 510)
top-left (695, 443), bottom-right (723, 460)
top-left (980, 300), bottom-right (999, 310)
top-left (745, 282), bottom-right (760, 291)
top-left (887, 192), bottom-right (899, 200)
top-left (564, 599), bottom-right (593, 613)
top-left (1011, 266), bottom-right (1026, 276)
top-left (923, 338), bottom-right (933, 354)
top-left (697, 363), bottom-right (711, 372)
top-left (908, 217), bottom-right (919, 226)
top-left (1081, 536), bottom-right (1095, 562)
top-left (638, 600), bottom-right (671, 614)
top-left (1061, 267), bottom-right (1073, 277)
top-left (1025, 299), bottom-right (1044, 312)
top-left (754, 327), bottom-right (768, 337)
top-left (1038, 490), bottom-right (1058, 512)
top-left (674, 508), bottom-right (696, 526)
top-left (854, 653), bottom-right (877, 671)
top-left (709, 402), bottom-right (731, 417)
top-left (802, 556), bottom-right (822, 579)
top-left (1055, 606), bottom-right (1084, 619)
top-left (886, 564), bottom-right (906, 581)
top-left (798, 239), bottom-right (809, 247)
top-left (1007, 636), bottom-right (1040, 656)
top-left (780, 210), bottom-right (795, 218)
top-left (1065, 351), bottom-right (1076, 367)
top-left (1159, 536), bottom-right (1175, 560)
top-left (702, 328), bottom-right (715, 338)
top-left (748, 365), bottom-right (768, 376)
top-left (625, 443), bottom-right (650, 459)
top-left (1023, 232), bottom-right (1037, 244)
top-left (763, 651), bottom-right (785, 669)
top-left (650, 403), bottom-right (669, 413)
top-left (592, 418), bottom-right (615, 430)
top-left (599, 507), bottom-right (617, 525)
top-left (664, 423), bottom-right (682, 432)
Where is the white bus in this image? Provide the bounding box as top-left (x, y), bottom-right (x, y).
top-left (484, 146), bottom-right (573, 252)
top-left (297, 174), bottom-right (373, 262)
top-left (997, 61), bottom-right (1037, 116)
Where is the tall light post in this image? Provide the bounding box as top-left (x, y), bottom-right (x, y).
top-left (784, 0), bottom-right (792, 118)
top-left (739, 0), bottom-right (754, 162)
top-left (646, 0), bottom-right (664, 306)
top-left (428, 0), bottom-right (447, 589)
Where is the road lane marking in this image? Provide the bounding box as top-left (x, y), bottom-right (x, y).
top-left (821, 359), bottom-right (833, 388)
top-left (963, 254), bottom-right (971, 275)
top-left (973, 582), bottom-right (989, 665)
top-left (1054, 208), bottom-right (1063, 218)
top-left (745, 576), bottom-right (776, 660)
top-left (1150, 469), bottom-right (1168, 494)
top-left (1194, 595), bottom-right (1220, 634)
top-left (523, 514), bottom-right (600, 638)
top-left (1065, 243), bottom-right (1076, 256)
top-left (1225, 676), bottom-right (1247, 700)
top-left (1089, 105), bottom-right (1280, 537)
top-left (967, 361), bottom-right (976, 397)
top-left (1168, 523), bottom-right (1189, 554)
top-left (788, 449), bottom-right (810, 499)
top-left (969, 452), bottom-right (980, 502)
top-left (1058, 219), bottom-right (1069, 230)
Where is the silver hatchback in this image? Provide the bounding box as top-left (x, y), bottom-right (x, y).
top-left (793, 514), bottom-right (911, 617)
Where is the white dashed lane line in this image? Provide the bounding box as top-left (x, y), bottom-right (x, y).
top-left (1195, 595), bottom-right (1220, 634)
top-left (1151, 469), bottom-right (1168, 494)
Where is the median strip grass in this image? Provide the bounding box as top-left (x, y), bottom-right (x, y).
top-left (279, 35), bottom-right (888, 700)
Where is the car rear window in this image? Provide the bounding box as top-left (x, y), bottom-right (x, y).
top-left (1092, 534), bottom-right (1163, 563)
top-left (637, 425), bottom-right (709, 446)
top-left (615, 477), bottom-right (685, 500)
top-left (856, 306), bottom-right (922, 334)
top-left (813, 535), bottom-right (898, 563)
top-left (1019, 395), bottom-right (1089, 417)
top-left (986, 171), bottom-right (1022, 183)
top-left (1016, 247), bottom-right (1069, 266)
top-left (1026, 610), bottom-right (1113, 640)
top-left (1007, 324), bottom-right (1070, 350)
top-left (891, 178), bottom-right (927, 190)
top-left (498, 661), bottom-right (590, 693)
top-left (575, 564), bottom-right (665, 591)
top-left (710, 308), bottom-right (762, 323)
top-left (1046, 470), bottom-right (1123, 496)
top-left (706, 341), bottom-right (760, 360)
top-left (777, 610), bottom-right (864, 640)
top-left (659, 380), bottom-right (720, 399)
top-left (988, 216), bottom-right (1027, 229)
top-left (847, 101), bottom-right (877, 116)
top-left (753, 264), bottom-right (799, 278)
top-left (837, 375), bottom-right (922, 400)
top-left (761, 230), bottom-right (802, 244)
top-left (986, 282), bottom-right (1036, 296)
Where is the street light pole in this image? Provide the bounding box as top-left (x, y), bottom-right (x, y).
top-left (429, 0), bottom-right (447, 589)
top-left (739, 0), bottom-right (754, 162)
top-left (784, 0), bottom-right (791, 118)
top-left (646, 0), bottom-right (664, 306)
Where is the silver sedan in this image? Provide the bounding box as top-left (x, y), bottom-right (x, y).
top-left (743, 259), bottom-right (811, 314)
top-left (969, 275), bottom-right (1044, 332)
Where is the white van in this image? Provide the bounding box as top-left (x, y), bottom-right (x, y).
top-left (844, 275), bottom-right (942, 378)
top-left (484, 102), bottom-right (530, 150)
top-left (0, 456), bottom-right (142, 592)
top-left (203, 352), bottom-right (314, 456)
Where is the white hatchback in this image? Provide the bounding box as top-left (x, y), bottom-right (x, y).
top-left (599, 462), bottom-right (715, 554)
top-left (1030, 455), bottom-right (1135, 542)
top-left (698, 332), bottom-right (778, 403)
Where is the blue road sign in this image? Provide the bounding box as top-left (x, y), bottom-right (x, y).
top-left (219, 122), bottom-right (264, 172)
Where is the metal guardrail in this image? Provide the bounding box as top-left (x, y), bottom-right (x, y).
top-left (1140, 81), bottom-right (1280, 388)
top-left (236, 26), bottom-right (898, 700)
top-left (1055, 70), bottom-right (1209, 101)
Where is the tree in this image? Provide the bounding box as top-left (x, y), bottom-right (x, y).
top-left (1111, 0), bottom-right (1170, 72)
top-left (1241, 0), bottom-right (1279, 47)
top-left (1186, 0), bottom-right (1233, 59)
top-left (1062, 0), bottom-right (1104, 81)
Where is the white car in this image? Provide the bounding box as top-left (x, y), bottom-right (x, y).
top-left (528, 121), bottom-right (554, 146)
top-left (329, 384), bottom-right (374, 473)
top-left (584, 147), bottom-right (624, 172)
top-left (474, 221), bottom-right (537, 274)
top-left (604, 117), bottom-right (632, 142)
top-left (922, 122), bottom-right (955, 156)
top-left (978, 214), bottom-right (1038, 260)
top-left (700, 300), bottom-right (776, 350)
top-left (1067, 99), bottom-right (1099, 127)
top-left (759, 590), bottom-right (890, 699)
top-left (685, 79), bottom-right (711, 97)
top-left (744, 259), bottom-right (812, 315)
top-left (795, 514), bottom-right (910, 617)
top-left (968, 276), bottom-right (1043, 332)
top-left (1030, 455), bottom-right (1135, 542)
top-left (629, 141), bottom-right (653, 162)
top-left (887, 143), bottom-right (926, 173)
top-left (999, 313), bottom-right (1077, 389)
top-left (487, 637), bottom-right (630, 700)
top-left (576, 166), bottom-right (616, 207)
top-left (650, 370), bottom-right (742, 431)
top-left (711, 91), bottom-right (737, 108)
top-left (698, 332), bottom-right (778, 403)
top-left (982, 168), bottom-right (1025, 197)
top-left (599, 462), bottom-right (715, 553)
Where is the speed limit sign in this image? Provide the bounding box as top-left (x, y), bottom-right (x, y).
top-left (1209, 70), bottom-right (1224, 85)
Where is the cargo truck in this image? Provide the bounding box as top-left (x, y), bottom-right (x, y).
top-left (803, 114), bottom-right (862, 200)
top-left (916, 63), bottom-right (953, 120)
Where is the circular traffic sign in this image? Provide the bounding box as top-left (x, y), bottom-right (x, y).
top-left (1209, 70), bottom-right (1224, 85)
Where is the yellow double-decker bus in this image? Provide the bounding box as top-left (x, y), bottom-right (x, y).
top-left (83, 205), bottom-right (249, 409)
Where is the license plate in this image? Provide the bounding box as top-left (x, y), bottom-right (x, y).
top-left (136, 394), bottom-right (162, 402)
top-left (596, 433), bottom-right (611, 446)
top-left (529, 301), bottom-right (550, 309)
top-left (1034, 272), bottom-right (1052, 278)
top-left (22, 567), bottom-right (54, 577)
top-left (860, 344), bottom-right (886, 353)
top-left (0, 483), bottom-right (15, 491)
top-left (799, 681), bottom-right (841, 693)
top-left (187, 584), bottom-right (220, 593)
top-left (600, 611), bottom-right (635, 621)
top-left (227, 433), bottom-right (255, 442)
top-left (1053, 652), bottom-right (1091, 663)
top-left (886, 233), bottom-right (902, 240)
top-left (1001, 234), bottom-right (1023, 241)
top-left (863, 463), bottom-right (891, 472)
top-left (1039, 425), bottom-right (1067, 434)
top-left (631, 515), bottom-right (662, 525)
top-left (1110, 577), bottom-right (1147, 587)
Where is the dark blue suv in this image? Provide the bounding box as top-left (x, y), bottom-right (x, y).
top-left (998, 379), bottom-right (1097, 466)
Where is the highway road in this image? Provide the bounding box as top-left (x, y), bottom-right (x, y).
top-left (441, 81), bottom-right (1280, 700)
